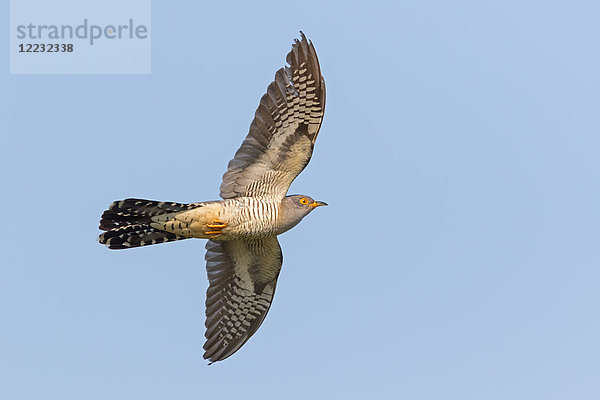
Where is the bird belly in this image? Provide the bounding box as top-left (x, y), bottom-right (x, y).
top-left (149, 202), bottom-right (226, 239)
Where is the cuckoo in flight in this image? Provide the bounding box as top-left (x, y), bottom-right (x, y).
top-left (98, 33), bottom-right (326, 363)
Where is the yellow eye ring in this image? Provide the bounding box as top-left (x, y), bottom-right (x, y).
top-left (300, 197), bottom-right (309, 205)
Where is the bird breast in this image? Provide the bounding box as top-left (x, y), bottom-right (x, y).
top-left (220, 197), bottom-right (283, 238)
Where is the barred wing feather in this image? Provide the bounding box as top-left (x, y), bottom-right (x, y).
top-left (203, 237), bottom-right (283, 362)
top-left (219, 32), bottom-right (326, 200)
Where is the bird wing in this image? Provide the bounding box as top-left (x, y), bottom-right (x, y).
top-left (203, 237), bottom-right (283, 362)
top-left (219, 32), bottom-right (326, 201)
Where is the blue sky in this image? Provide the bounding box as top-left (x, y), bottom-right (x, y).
top-left (2, 1), bottom-right (600, 399)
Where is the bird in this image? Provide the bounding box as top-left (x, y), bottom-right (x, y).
top-left (98, 32), bottom-right (327, 363)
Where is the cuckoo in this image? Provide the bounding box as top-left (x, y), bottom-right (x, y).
top-left (98, 33), bottom-right (327, 363)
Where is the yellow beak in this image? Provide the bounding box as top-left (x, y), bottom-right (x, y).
top-left (309, 201), bottom-right (328, 208)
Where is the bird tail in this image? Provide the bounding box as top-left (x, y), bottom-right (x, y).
top-left (98, 198), bottom-right (198, 249)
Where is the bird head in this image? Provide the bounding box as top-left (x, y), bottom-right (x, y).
top-left (286, 194), bottom-right (328, 213)
top-left (280, 195), bottom-right (327, 232)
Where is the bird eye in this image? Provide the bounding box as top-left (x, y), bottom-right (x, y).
top-left (300, 197), bottom-right (309, 205)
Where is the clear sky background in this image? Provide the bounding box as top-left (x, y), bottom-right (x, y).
top-left (2, 1), bottom-right (600, 399)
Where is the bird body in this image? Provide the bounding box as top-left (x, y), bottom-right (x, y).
top-left (98, 33), bottom-right (326, 362)
top-left (100, 195), bottom-right (324, 246)
top-left (151, 197), bottom-right (284, 240)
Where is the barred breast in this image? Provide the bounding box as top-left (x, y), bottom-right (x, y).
top-left (220, 197), bottom-right (282, 238)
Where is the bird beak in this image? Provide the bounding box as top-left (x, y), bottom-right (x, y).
top-left (309, 201), bottom-right (328, 208)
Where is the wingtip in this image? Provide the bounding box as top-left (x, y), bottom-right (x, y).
top-left (293, 31), bottom-right (309, 45)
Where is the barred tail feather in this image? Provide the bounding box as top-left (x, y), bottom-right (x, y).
top-left (99, 198), bottom-right (198, 250)
top-left (99, 225), bottom-right (186, 249)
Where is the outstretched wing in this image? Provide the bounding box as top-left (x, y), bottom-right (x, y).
top-left (203, 237), bottom-right (283, 362)
top-left (220, 32), bottom-right (326, 200)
